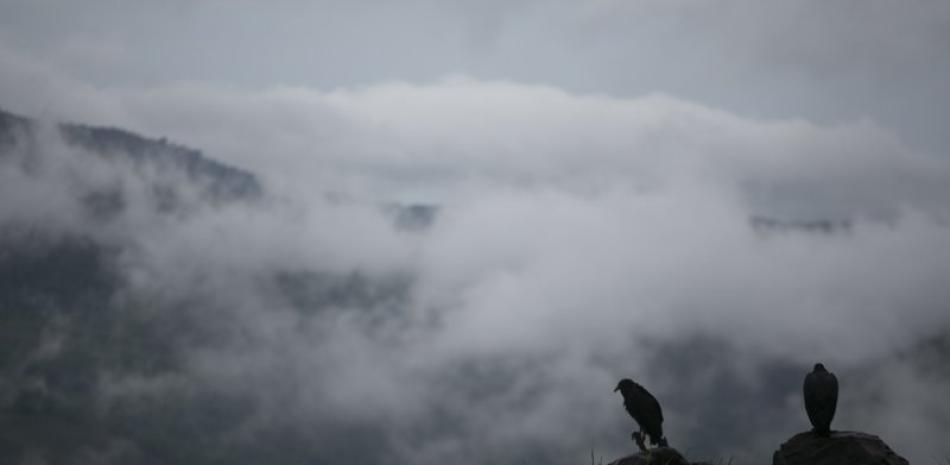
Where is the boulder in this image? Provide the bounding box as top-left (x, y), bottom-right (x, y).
top-left (608, 447), bottom-right (690, 465)
top-left (773, 431), bottom-right (908, 465)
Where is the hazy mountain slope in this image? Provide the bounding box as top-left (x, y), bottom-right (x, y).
top-left (0, 109), bottom-right (408, 464)
top-left (0, 107), bottom-right (946, 465)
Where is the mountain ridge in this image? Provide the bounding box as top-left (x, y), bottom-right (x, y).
top-left (0, 107), bottom-right (262, 205)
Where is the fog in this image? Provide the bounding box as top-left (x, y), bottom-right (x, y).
top-left (1, 77), bottom-right (949, 464)
top-left (1, 1), bottom-right (950, 463)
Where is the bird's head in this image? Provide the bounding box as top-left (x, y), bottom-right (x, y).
top-left (614, 378), bottom-right (635, 393)
top-left (814, 363), bottom-right (826, 372)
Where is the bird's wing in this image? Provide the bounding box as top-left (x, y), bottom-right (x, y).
top-left (634, 384), bottom-right (664, 423)
top-left (803, 372), bottom-right (819, 419)
top-left (803, 373), bottom-right (815, 403)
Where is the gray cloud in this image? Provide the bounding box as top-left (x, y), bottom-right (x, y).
top-left (2, 3), bottom-right (950, 462)
top-left (2, 74), bottom-right (949, 464)
top-left (2, 0), bottom-right (949, 152)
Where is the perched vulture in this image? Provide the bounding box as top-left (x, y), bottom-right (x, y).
top-left (803, 363), bottom-right (838, 436)
top-left (614, 378), bottom-right (668, 447)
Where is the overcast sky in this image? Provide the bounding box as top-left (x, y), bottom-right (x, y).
top-left (1, 1), bottom-right (950, 464)
top-left (2, 0), bottom-right (950, 153)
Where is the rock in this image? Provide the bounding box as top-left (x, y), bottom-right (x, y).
top-left (608, 447), bottom-right (690, 465)
top-left (773, 431), bottom-right (908, 465)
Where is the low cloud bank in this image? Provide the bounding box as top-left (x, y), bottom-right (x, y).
top-left (1, 78), bottom-right (949, 464)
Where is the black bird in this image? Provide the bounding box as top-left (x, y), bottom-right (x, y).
top-left (803, 363), bottom-right (838, 436)
top-left (614, 378), bottom-right (668, 448)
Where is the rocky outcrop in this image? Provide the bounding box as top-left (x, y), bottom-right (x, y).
top-left (608, 447), bottom-right (690, 465)
top-left (773, 431), bottom-right (908, 465)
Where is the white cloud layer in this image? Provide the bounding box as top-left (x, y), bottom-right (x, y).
top-left (4, 0), bottom-right (950, 153)
top-left (2, 58), bottom-right (950, 463)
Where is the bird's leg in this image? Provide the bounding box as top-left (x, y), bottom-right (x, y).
top-left (631, 430), bottom-right (647, 453)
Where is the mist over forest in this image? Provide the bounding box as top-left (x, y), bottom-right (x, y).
top-left (2, 86), bottom-right (948, 464)
top-left (2, 1), bottom-right (950, 464)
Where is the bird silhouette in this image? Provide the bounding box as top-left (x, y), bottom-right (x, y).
top-left (803, 363), bottom-right (838, 436)
top-left (614, 378), bottom-right (668, 448)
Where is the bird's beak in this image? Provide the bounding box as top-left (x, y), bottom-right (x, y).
top-left (613, 386), bottom-right (620, 392)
